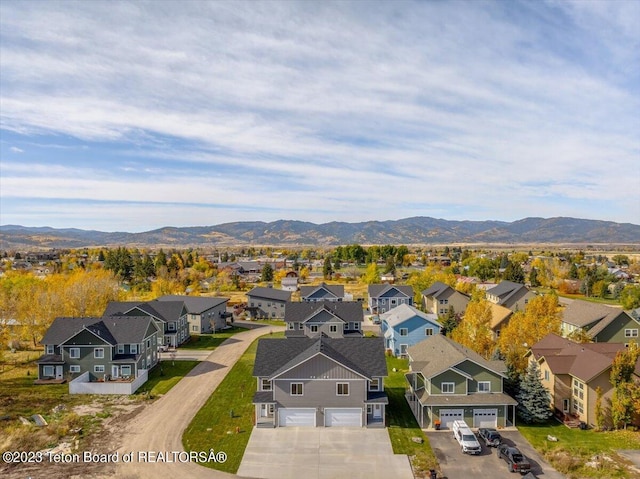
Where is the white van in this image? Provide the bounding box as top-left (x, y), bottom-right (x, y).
top-left (452, 420), bottom-right (481, 455)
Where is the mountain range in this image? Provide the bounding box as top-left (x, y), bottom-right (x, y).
top-left (1, 217), bottom-right (639, 249)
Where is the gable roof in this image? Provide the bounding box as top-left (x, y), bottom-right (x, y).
top-left (42, 316), bottom-right (158, 346)
top-left (299, 282), bottom-right (344, 300)
top-left (408, 334), bottom-right (507, 379)
top-left (380, 304), bottom-right (439, 329)
top-left (253, 337), bottom-right (387, 379)
top-left (561, 300), bottom-right (628, 333)
top-left (156, 295), bottom-right (229, 313)
top-left (486, 281), bottom-right (531, 306)
top-left (368, 284), bottom-right (413, 298)
top-left (284, 301), bottom-right (364, 324)
top-left (421, 281), bottom-right (452, 298)
top-left (247, 286), bottom-right (292, 302)
top-left (489, 303), bottom-right (513, 330)
top-left (530, 333), bottom-right (636, 382)
top-left (102, 300), bottom-right (187, 322)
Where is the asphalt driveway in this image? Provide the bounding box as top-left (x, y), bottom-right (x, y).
top-left (427, 429), bottom-right (565, 479)
top-left (238, 427), bottom-right (414, 479)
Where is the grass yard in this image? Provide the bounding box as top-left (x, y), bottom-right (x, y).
top-left (182, 332), bottom-right (285, 473)
top-left (249, 319), bottom-right (285, 327)
top-left (136, 360), bottom-right (199, 397)
top-left (519, 421), bottom-right (640, 478)
top-left (385, 355), bottom-right (438, 476)
top-left (181, 327), bottom-right (245, 349)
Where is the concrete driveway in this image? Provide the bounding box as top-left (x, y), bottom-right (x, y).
top-left (427, 429), bottom-right (565, 479)
top-left (238, 427), bottom-right (413, 479)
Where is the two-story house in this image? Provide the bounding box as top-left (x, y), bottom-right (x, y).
top-left (246, 287), bottom-right (292, 319)
top-left (529, 333), bottom-right (640, 428)
top-left (284, 301), bottom-right (363, 338)
top-left (560, 300), bottom-right (640, 343)
top-left (486, 281), bottom-right (535, 312)
top-left (379, 304), bottom-right (441, 357)
top-left (252, 336), bottom-right (388, 427)
top-left (157, 295), bottom-right (230, 333)
top-left (405, 335), bottom-right (517, 429)
top-left (37, 316), bottom-right (159, 386)
top-left (421, 282), bottom-right (470, 317)
top-left (368, 284), bottom-right (414, 314)
top-left (103, 300), bottom-right (189, 348)
top-left (300, 283), bottom-right (345, 302)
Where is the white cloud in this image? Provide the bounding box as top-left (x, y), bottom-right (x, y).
top-left (9, 146), bottom-right (23, 153)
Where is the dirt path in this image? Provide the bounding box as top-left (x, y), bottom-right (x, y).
top-left (114, 324), bottom-right (282, 479)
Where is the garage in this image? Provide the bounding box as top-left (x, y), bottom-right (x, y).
top-left (278, 408), bottom-right (316, 427)
top-left (325, 408), bottom-right (362, 427)
top-left (473, 409), bottom-right (498, 428)
top-left (439, 409), bottom-right (464, 429)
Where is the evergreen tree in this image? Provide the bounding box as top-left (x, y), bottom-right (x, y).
top-left (568, 263), bottom-right (579, 280)
top-left (529, 267), bottom-right (540, 287)
top-left (503, 261), bottom-right (525, 284)
top-left (261, 263), bottom-right (274, 282)
top-left (98, 250), bottom-right (105, 262)
top-left (439, 306), bottom-right (458, 336)
top-left (516, 361), bottom-right (553, 423)
top-left (323, 257), bottom-right (333, 279)
top-left (155, 249), bottom-right (167, 270)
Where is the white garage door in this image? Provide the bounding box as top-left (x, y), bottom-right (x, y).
top-left (439, 409), bottom-right (464, 429)
top-left (278, 408), bottom-right (316, 427)
top-left (473, 409), bottom-right (498, 428)
top-left (325, 408), bottom-right (362, 427)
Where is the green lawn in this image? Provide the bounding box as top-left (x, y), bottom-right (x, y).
top-left (136, 360), bottom-right (199, 396)
top-left (182, 332), bottom-right (285, 473)
top-left (248, 319), bottom-right (286, 327)
top-left (180, 327), bottom-right (245, 349)
top-left (518, 421), bottom-right (640, 478)
top-left (385, 355), bottom-right (438, 476)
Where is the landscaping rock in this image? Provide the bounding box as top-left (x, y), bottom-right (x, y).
top-left (411, 436), bottom-right (424, 444)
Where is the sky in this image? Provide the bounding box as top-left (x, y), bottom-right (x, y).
top-left (1, 0), bottom-right (639, 233)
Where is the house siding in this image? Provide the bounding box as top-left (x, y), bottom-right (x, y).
top-left (594, 313), bottom-right (640, 343)
top-left (276, 355), bottom-right (364, 380)
top-left (274, 379), bottom-right (366, 409)
top-left (431, 370), bottom-right (467, 395)
top-left (432, 405), bottom-right (507, 428)
top-left (456, 360), bottom-right (502, 393)
top-left (248, 295), bottom-right (287, 319)
top-left (383, 315), bottom-right (440, 357)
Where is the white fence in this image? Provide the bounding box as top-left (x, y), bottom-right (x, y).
top-left (69, 369), bottom-right (149, 395)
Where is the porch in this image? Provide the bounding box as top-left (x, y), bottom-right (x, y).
top-left (69, 370), bottom-right (148, 394)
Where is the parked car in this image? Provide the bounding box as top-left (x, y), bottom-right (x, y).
top-left (497, 444), bottom-right (531, 474)
top-left (452, 420), bottom-right (481, 455)
top-left (478, 427), bottom-right (502, 447)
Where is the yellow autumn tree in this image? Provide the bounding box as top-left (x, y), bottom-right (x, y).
top-left (451, 299), bottom-right (494, 359)
top-left (498, 294), bottom-right (561, 373)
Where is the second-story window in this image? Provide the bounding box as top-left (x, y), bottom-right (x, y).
top-left (310, 325), bottom-right (318, 333)
top-left (261, 379), bottom-right (272, 391)
top-left (478, 381), bottom-right (491, 393)
top-left (130, 344), bottom-right (138, 354)
top-left (400, 328), bottom-right (408, 337)
top-left (330, 325), bottom-right (338, 333)
top-left (290, 383), bottom-right (303, 396)
top-left (441, 382), bottom-right (455, 394)
top-left (369, 378), bottom-right (380, 391)
top-left (337, 383), bottom-right (349, 396)
top-left (69, 347), bottom-right (80, 359)
top-left (94, 348), bottom-right (104, 359)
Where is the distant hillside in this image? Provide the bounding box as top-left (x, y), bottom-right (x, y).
top-left (1, 217), bottom-right (639, 249)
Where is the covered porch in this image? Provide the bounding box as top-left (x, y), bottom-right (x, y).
top-left (253, 391), bottom-right (276, 428)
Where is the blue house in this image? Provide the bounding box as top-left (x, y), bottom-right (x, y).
top-left (380, 304), bottom-right (441, 357)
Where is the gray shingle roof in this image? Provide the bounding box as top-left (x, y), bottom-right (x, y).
top-left (156, 295), bottom-right (229, 313)
top-left (247, 287), bottom-right (292, 302)
top-left (253, 337), bottom-right (387, 379)
top-left (41, 316), bottom-right (158, 346)
top-left (379, 304), bottom-right (439, 329)
top-left (486, 281), bottom-right (530, 306)
top-left (368, 284), bottom-right (413, 298)
top-left (102, 300), bottom-right (186, 322)
top-left (421, 281), bottom-right (451, 298)
top-left (284, 301), bottom-right (364, 324)
top-left (300, 283), bottom-right (345, 299)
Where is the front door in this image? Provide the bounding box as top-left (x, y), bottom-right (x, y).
top-left (563, 399), bottom-right (570, 413)
top-left (55, 366), bottom-right (63, 379)
top-left (373, 404), bottom-right (382, 419)
top-left (111, 366), bottom-right (119, 379)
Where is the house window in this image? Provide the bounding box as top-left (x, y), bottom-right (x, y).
top-left (353, 322), bottom-right (360, 330)
top-left (478, 381), bottom-right (491, 393)
top-left (168, 322), bottom-right (176, 331)
top-left (46, 345), bottom-right (54, 354)
top-left (544, 370), bottom-right (550, 381)
top-left (192, 325), bottom-right (199, 332)
top-left (337, 383), bottom-right (349, 396)
top-left (69, 365), bottom-right (80, 373)
top-left (94, 348), bottom-right (104, 359)
top-left (130, 344), bottom-right (138, 354)
top-left (94, 365), bottom-right (105, 373)
top-left (288, 323), bottom-right (295, 330)
top-left (310, 325), bottom-right (318, 333)
top-left (121, 365), bottom-right (131, 376)
top-left (439, 309), bottom-right (446, 315)
top-left (290, 383), bottom-right (303, 396)
top-left (330, 325), bottom-right (338, 333)
top-left (117, 344), bottom-right (124, 354)
top-left (69, 347), bottom-right (80, 359)
top-left (298, 323), bottom-right (304, 330)
top-left (261, 379), bottom-right (272, 391)
top-left (425, 328), bottom-right (434, 336)
top-left (441, 382), bottom-right (455, 394)
top-left (43, 365), bottom-right (54, 377)
top-left (369, 378), bottom-right (380, 391)
top-left (625, 329), bottom-right (639, 338)
top-left (400, 328), bottom-right (408, 337)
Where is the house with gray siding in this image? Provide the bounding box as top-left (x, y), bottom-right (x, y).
top-left (103, 300), bottom-right (189, 348)
top-left (300, 283), bottom-right (345, 302)
top-left (246, 287), bottom-right (291, 319)
top-left (560, 300), bottom-right (640, 343)
top-left (405, 335), bottom-right (517, 430)
top-left (285, 301), bottom-right (363, 338)
top-left (37, 316), bottom-right (159, 391)
top-left (157, 295), bottom-right (230, 333)
top-left (252, 337), bottom-right (388, 428)
top-left (368, 284), bottom-right (414, 314)
top-left (486, 281), bottom-right (535, 312)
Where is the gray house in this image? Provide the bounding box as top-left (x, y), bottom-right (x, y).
top-left (103, 300), bottom-right (189, 348)
top-left (157, 295), bottom-right (230, 333)
top-left (252, 337), bottom-right (388, 428)
top-left (284, 302), bottom-right (364, 338)
top-left (37, 316), bottom-right (159, 384)
top-left (300, 283), bottom-right (345, 302)
top-left (246, 287), bottom-right (292, 319)
top-left (421, 281), bottom-right (470, 317)
top-left (560, 300), bottom-right (640, 343)
top-left (486, 281), bottom-right (535, 312)
top-left (368, 284), bottom-right (414, 314)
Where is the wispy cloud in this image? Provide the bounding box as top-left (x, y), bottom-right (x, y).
top-left (0, 0), bottom-right (638, 231)
top-left (9, 146), bottom-right (23, 153)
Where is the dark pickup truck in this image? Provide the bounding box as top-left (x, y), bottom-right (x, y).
top-left (497, 444), bottom-right (531, 474)
top-left (477, 427), bottom-right (502, 447)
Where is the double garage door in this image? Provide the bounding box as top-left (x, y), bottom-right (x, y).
top-left (278, 408), bottom-right (362, 427)
top-left (439, 408), bottom-right (498, 429)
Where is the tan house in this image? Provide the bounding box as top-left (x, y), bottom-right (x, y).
top-left (560, 300), bottom-right (640, 343)
top-left (528, 333), bottom-right (640, 428)
top-left (421, 281), bottom-right (470, 317)
top-left (486, 281), bottom-right (535, 312)
top-left (489, 303), bottom-right (513, 340)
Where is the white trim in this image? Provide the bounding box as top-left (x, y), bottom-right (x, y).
top-left (324, 408), bottom-right (362, 427)
top-left (290, 382), bottom-right (304, 396)
top-left (43, 365), bottom-right (54, 377)
top-left (441, 382), bottom-right (455, 394)
top-left (478, 381), bottom-right (491, 393)
top-left (69, 365), bottom-right (81, 373)
top-left (94, 365), bottom-right (105, 373)
top-left (94, 347), bottom-right (104, 359)
top-left (69, 347), bottom-right (80, 359)
top-left (46, 345), bottom-right (54, 354)
top-left (270, 351), bottom-right (369, 381)
top-left (336, 382), bottom-right (350, 396)
top-left (117, 344), bottom-right (124, 354)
